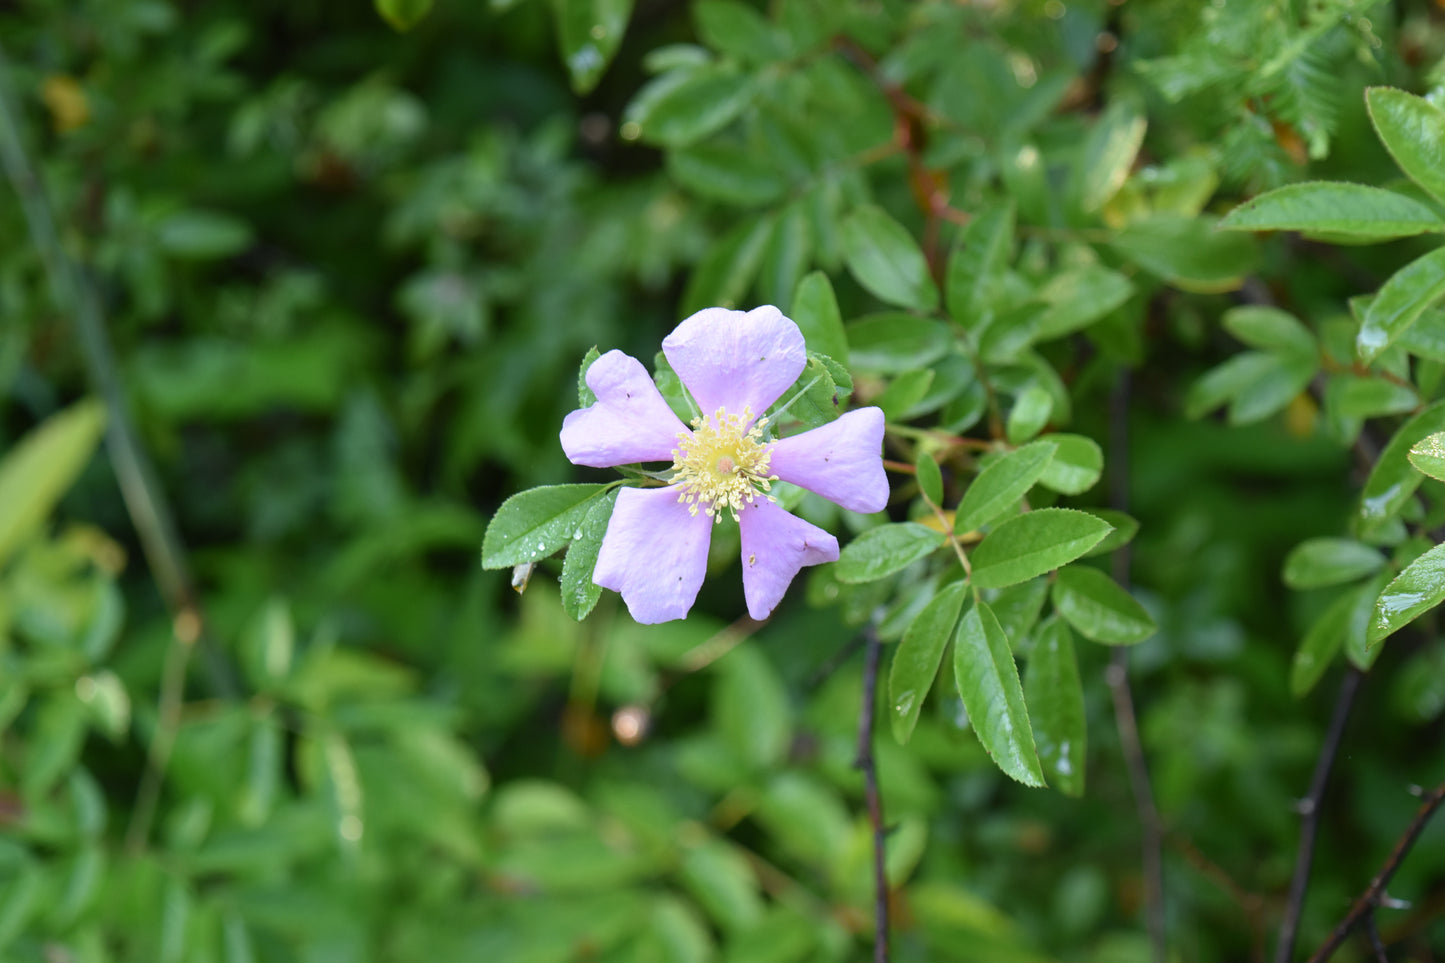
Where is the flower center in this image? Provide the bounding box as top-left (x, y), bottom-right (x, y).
top-left (669, 405), bottom-right (778, 523)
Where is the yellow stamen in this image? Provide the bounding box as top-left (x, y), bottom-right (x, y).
top-left (669, 405), bottom-right (779, 523)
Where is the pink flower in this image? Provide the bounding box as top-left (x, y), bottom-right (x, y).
top-left (561, 305), bottom-right (888, 624)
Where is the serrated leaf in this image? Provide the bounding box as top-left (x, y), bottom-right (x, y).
top-left (481, 484), bottom-right (611, 569)
top-left (953, 602), bottom-right (1044, 786)
top-left (577, 347), bottom-right (601, 407)
top-left (680, 214), bottom-right (773, 315)
top-left (1033, 266), bottom-right (1134, 342)
top-left (889, 581), bottom-right (967, 744)
top-left (694, 0), bottom-right (784, 62)
top-left (1023, 616), bottom-right (1085, 796)
top-left (1050, 566), bottom-right (1156, 645)
top-left (1369, 542), bottom-right (1445, 647)
top-left (1006, 384), bottom-right (1053, 444)
top-left (1075, 97), bottom-right (1146, 213)
top-left (841, 205), bottom-right (939, 311)
top-left (1222, 306), bottom-right (1316, 357)
top-left (1409, 432), bottom-right (1445, 482)
top-left (1282, 538), bottom-right (1386, 589)
top-left (768, 353), bottom-right (843, 430)
top-left (1325, 375), bottom-right (1418, 419)
top-left (954, 440), bottom-right (1057, 534)
top-left (1358, 400), bottom-right (1445, 526)
top-left (1218, 181), bottom-right (1445, 239)
top-left (1108, 214), bottom-right (1258, 293)
top-left (1357, 248), bottom-right (1445, 362)
top-left (1291, 588), bottom-right (1355, 697)
top-left (626, 65), bottom-right (755, 147)
top-left (1366, 87), bottom-right (1445, 206)
top-left (1036, 434), bottom-right (1102, 496)
top-left (791, 272), bottom-right (849, 364)
top-left (666, 143), bottom-right (788, 206)
top-left (561, 489), bottom-right (618, 620)
top-left (970, 509), bottom-right (1113, 590)
top-left (946, 202), bottom-right (1015, 329)
top-left (835, 523), bottom-right (944, 583)
top-left (914, 452), bottom-right (943, 506)
top-left (845, 314), bottom-right (951, 373)
top-left (0, 399), bottom-right (106, 567)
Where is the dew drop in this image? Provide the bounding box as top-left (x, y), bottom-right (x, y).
top-left (573, 529), bottom-right (583, 539)
top-left (894, 691), bottom-right (916, 717)
top-left (537, 541), bottom-right (546, 551)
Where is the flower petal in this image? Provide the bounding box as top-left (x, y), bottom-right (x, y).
top-left (662, 305), bottom-right (807, 421)
top-left (561, 350), bottom-right (688, 468)
top-left (738, 497), bottom-right (838, 620)
top-left (593, 485), bottom-right (714, 624)
top-left (768, 407), bottom-right (889, 514)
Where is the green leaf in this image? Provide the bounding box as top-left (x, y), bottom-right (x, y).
top-left (695, 0), bottom-right (784, 62)
top-left (1366, 87), bottom-right (1445, 206)
top-left (1083, 509), bottom-right (1140, 557)
top-left (1326, 374), bottom-right (1418, 419)
top-left (1409, 432), bottom-right (1445, 482)
top-left (914, 452), bottom-right (943, 506)
top-left (840, 205), bottom-right (939, 311)
top-left (953, 602), bottom-right (1045, 786)
top-left (1075, 97), bottom-right (1146, 213)
top-left (1006, 384), bottom-right (1053, 444)
top-left (1033, 266), bottom-right (1134, 342)
top-left (1346, 571), bottom-right (1392, 670)
top-left (667, 142), bottom-right (788, 206)
top-left (768, 353), bottom-right (847, 430)
top-left (1291, 588), bottom-right (1355, 698)
top-left (790, 271), bottom-right (849, 364)
top-left (561, 489), bottom-right (618, 620)
top-left (481, 484), bottom-right (611, 570)
top-left (889, 581), bottom-right (968, 744)
top-left (716, 644), bottom-right (790, 770)
top-left (1218, 181), bottom-right (1445, 239)
top-left (875, 368), bottom-right (935, 421)
top-left (954, 439), bottom-right (1057, 534)
top-left (970, 509), bottom-right (1113, 590)
top-left (577, 346), bottom-right (601, 407)
top-left (1023, 616), bottom-right (1085, 796)
top-left (1222, 306), bottom-right (1315, 358)
top-left (680, 214), bottom-right (773, 315)
top-left (946, 202), bottom-right (1014, 329)
top-left (1357, 248), bottom-right (1445, 362)
top-left (835, 523), bottom-right (944, 583)
top-left (1108, 214), bottom-right (1258, 293)
top-left (1358, 400), bottom-right (1445, 526)
top-left (374, 0), bottom-right (432, 30)
top-left (0, 399), bottom-right (106, 567)
top-left (1368, 542), bottom-right (1445, 647)
top-left (1051, 566), bottom-right (1156, 645)
top-left (1282, 538), bottom-right (1386, 589)
top-left (845, 314), bottom-right (951, 373)
top-left (1036, 434), bottom-right (1103, 496)
top-left (1185, 351), bottom-right (1315, 425)
top-left (626, 65), bottom-right (756, 147)
top-left (155, 210), bottom-right (254, 259)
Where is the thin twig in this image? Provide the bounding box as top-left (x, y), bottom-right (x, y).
top-left (855, 625), bottom-right (889, 963)
top-left (1365, 915), bottom-right (1387, 962)
top-left (0, 42), bottom-right (237, 853)
top-left (1306, 780), bottom-right (1445, 963)
top-left (1107, 370), bottom-right (1167, 963)
top-left (1275, 666), bottom-right (1364, 963)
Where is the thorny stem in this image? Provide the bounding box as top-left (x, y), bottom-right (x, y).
top-left (856, 625), bottom-right (889, 963)
top-left (1276, 666), bottom-right (1364, 963)
top-left (1107, 371), bottom-right (1167, 963)
top-left (1305, 780), bottom-right (1445, 963)
top-left (0, 41), bottom-right (238, 855)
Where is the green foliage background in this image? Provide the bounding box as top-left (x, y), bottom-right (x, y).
top-left (3, 0), bottom-right (1445, 960)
